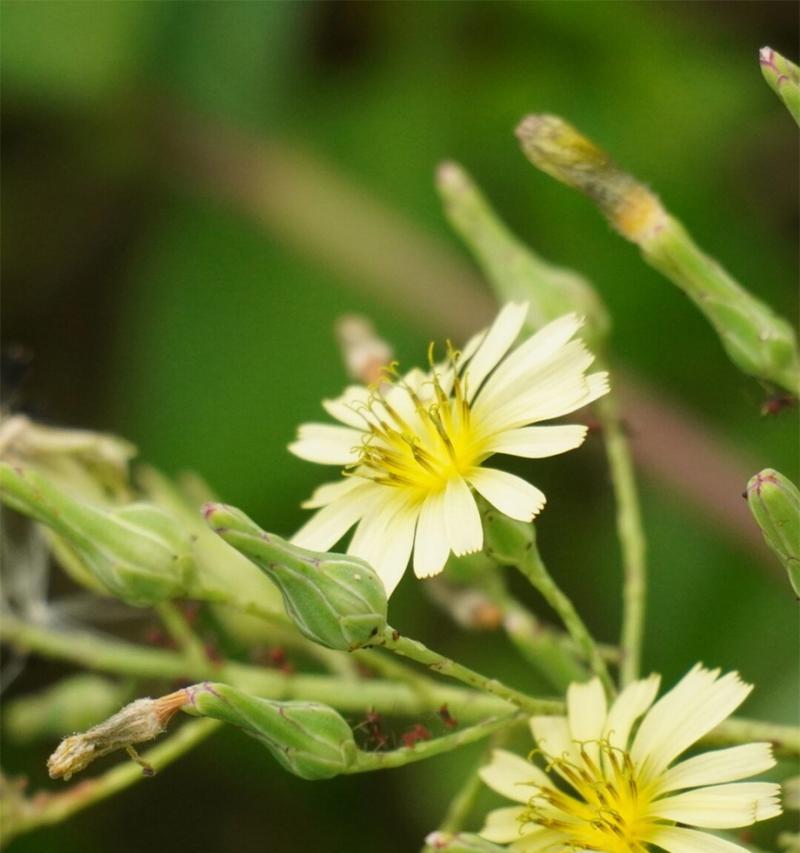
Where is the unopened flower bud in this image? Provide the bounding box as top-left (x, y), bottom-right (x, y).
top-left (479, 499), bottom-right (535, 566)
top-left (760, 47), bottom-right (800, 125)
top-left (0, 463), bottom-right (193, 605)
top-left (334, 314), bottom-right (393, 385)
top-left (436, 160), bottom-right (610, 352)
top-left (5, 675), bottom-right (131, 743)
top-left (747, 468), bottom-right (800, 597)
top-left (204, 503), bottom-right (387, 651)
top-left (184, 682), bottom-right (357, 780)
top-left (425, 832), bottom-right (507, 852)
top-left (47, 690), bottom-right (187, 780)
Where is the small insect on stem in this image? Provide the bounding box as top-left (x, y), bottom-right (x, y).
top-left (437, 704), bottom-right (458, 730)
top-left (47, 689), bottom-right (188, 781)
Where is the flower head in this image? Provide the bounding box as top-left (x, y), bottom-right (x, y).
top-left (289, 303), bottom-right (608, 594)
top-left (479, 665), bottom-right (781, 853)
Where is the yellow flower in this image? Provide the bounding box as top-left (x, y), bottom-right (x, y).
top-left (289, 303), bottom-right (608, 594)
top-left (479, 665), bottom-right (782, 853)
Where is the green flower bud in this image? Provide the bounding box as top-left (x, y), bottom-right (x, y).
top-left (0, 463), bottom-right (193, 605)
top-left (746, 468), bottom-right (800, 597)
top-left (4, 675), bottom-right (132, 743)
top-left (204, 503), bottom-right (387, 651)
top-left (436, 161), bottom-right (610, 352)
top-left (425, 832), bottom-right (507, 852)
top-left (479, 497), bottom-right (535, 566)
top-left (760, 47), bottom-right (800, 125)
top-left (184, 683), bottom-right (357, 780)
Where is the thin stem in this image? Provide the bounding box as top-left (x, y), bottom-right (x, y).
top-left (596, 389), bottom-right (647, 687)
top-left (705, 716), bottom-right (800, 757)
top-left (349, 713), bottom-right (523, 773)
top-left (3, 718), bottom-right (220, 845)
top-left (154, 601), bottom-right (208, 669)
top-left (498, 595), bottom-right (588, 691)
top-left (6, 614), bottom-right (798, 757)
top-left (439, 733), bottom-right (507, 834)
top-left (378, 626), bottom-right (563, 716)
top-left (0, 613), bottom-right (512, 721)
top-left (512, 543), bottom-right (616, 696)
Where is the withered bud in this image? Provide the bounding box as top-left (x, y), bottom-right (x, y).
top-left (47, 690), bottom-right (187, 781)
top-left (334, 314), bottom-right (393, 385)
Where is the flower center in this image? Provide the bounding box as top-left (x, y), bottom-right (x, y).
top-left (521, 741), bottom-right (653, 853)
top-left (350, 363), bottom-right (486, 497)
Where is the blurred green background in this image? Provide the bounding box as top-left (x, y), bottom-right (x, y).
top-left (2, 2), bottom-right (798, 851)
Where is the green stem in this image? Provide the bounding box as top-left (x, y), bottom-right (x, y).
top-left (378, 626), bottom-right (563, 716)
top-left (705, 716), bottom-right (800, 757)
top-left (349, 714), bottom-right (522, 773)
top-left (0, 613), bottom-right (512, 721)
top-left (511, 544), bottom-right (615, 696)
top-left (498, 595), bottom-right (589, 690)
top-left (6, 615), bottom-right (798, 756)
top-left (596, 389), bottom-right (647, 687)
top-left (3, 718), bottom-right (220, 845)
top-left (154, 601), bottom-right (208, 669)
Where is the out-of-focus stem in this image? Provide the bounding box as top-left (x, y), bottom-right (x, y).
top-left (760, 47), bottom-right (800, 125)
top-left (154, 601), bottom-right (207, 669)
top-left (0, 613), bottom-right (513, 721)
top-left (707, 716), bottom-right (800, 757)
top-left (595, 389), bottom-right (647, 687)
top-left (3, 718), bottom-right (220, 845)
top-left (511, 542), bottom-right (616, 697)
top-left (516, 114), bottom-right (800, 395)
top-left (4, 614), bottom-right (797, 756)
top-left (435, 160), bottom-right (610, 351)
top-left (378, 627), bottom-right (563, 716)
top-left (498, 596), bottom-right (589, 690)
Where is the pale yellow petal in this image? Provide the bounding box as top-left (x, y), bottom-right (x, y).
top-left (444, 476), bottom-right (483, 556)
top-left (466, 468), bottom-right (545, 522)
top-left (288, 423), bottom-right (363, 465)
top-left (567, 677), bottom-right (607, 766)
top-left (464, 302), bottom-right (529, 402)
top-left (632, 666), bottom-right (753, 784)
top-left (485, 424), bottom-right (588, 459)
top-left (412, 490), bottom-right (450, 578)
top-left (479, 805), bottom-right (527, 843)
top-left (291, 483), bottom-right (378, 551)
top-left (657, 743), bottom-right (776, 794)
top-left (643, 826), bottom-right (750, 853)
top-left (649, 782), bottom-right (781, 829)
top-left (476, 313), bottom-right (584, 409)
top-left (478, 749), bottom-right (549, 803)
top-left (603, 673), bottom-right (661, 749)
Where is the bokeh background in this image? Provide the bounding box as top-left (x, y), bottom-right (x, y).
top-left (2, 2), bottom-right (798, 851)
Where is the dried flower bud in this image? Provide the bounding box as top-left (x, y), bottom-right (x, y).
top-left (47, 691), bottom-right (187, 780)
top-left (0, 413), bottom-right (135, 501)
top-left (747, 468), bottom-right (800, 597)
top-left (204, 503), bottom-right (387, 651)
top-left (0, 463), bottom-right (193, 605)
top-left (5, 675), bottom-right (131, 743)
top-left (516, 114), bottom-right (800, 395)
top-left (334, 314), bottom-right (393, 385)
top-left (184, 683), bottom-right (357, 780)
top-left (425, 832), bottom-right (507, 852)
